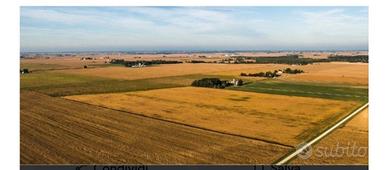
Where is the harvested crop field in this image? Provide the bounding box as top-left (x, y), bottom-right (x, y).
top-left (20, 71), bottom-right (236, 96)
top-left (21, 91), bottom-right (291, 164)
top-left (65, 87), bottom-right (361, 147)
top-left (21, 57), bottom-right (107, 69)
top-left (55, 63), bottom-right (283, 81)
top-left (291, 108), bottom-right (368, 164)
top-left (211, 62), bottom-right (368, 86)
top-left (280, 63), bottom-right (368, 86)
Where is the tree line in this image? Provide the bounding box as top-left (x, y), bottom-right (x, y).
top-left (110, 59), bottom-right (182, 67)
top-left (232, 55), bottom-right (368, 65)
top-left (326, 55), bottom-right (368, 63)
top-left (191, 78), bottom-right (243, 89)
top-left (283, 68), bottom-right (304, 74)
top-left (240, 68), bottom-right (304, 78)
top-left (253, 55), bottom-right (314, 65)
top-left (20, 68), bottom-right (29, 74)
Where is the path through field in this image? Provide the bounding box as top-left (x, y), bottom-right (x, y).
top-left (275, 103), bottom-right (368, 165)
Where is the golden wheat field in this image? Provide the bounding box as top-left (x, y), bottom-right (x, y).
top-left (280, 63), bottom-right (368, 86)
top-left (21, 91), bottom-right (291, 164)
top-left (291, 108), bottom-right (368, 164)
top-left (65, 87), bottom-right (360, 146)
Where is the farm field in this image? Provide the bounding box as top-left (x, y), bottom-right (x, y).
top-left (280, 63), bottom-right (368, 86)
top-left (20, 71), bottom-right (236, 97)
top-left (21, 57), bottom-right (107, 70)
top-left (55, 63), bottom-right (282, 81)
top-left (211, 62), bottom-right (368, 86)
top-left (229, 80), bottom-right (368, 101)
top-left (20, 54), bottom-right (369, 164)
top-left (21, 61), bottom-right (368, 98)
top-left (19, 5), bottom-right (370, 165)
top-left (291, 108), bottom-right (368, 164)
top-left (20, 63), bottom-right (71, 71)
top-left (20, 71), bottom-right (185, 97)
top-left (21, 91), bottom-right (291, 164)
top-left (65, 87), bottom-right (361, 146)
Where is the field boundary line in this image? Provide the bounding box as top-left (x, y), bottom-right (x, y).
top-left (58, 94), bottom-right (294, 149)
top-left (274, 102), bottom-right (369, 165)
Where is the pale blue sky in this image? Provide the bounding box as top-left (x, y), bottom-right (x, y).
top-left (20, 7), bottom-right (368, 52)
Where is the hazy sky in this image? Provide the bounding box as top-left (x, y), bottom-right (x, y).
top-left (20, 7), bottom-right (368, 52)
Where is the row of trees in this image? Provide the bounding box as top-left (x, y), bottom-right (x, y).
top-left (191, 78), bottom-right (228, 89)
top-left (188, 60), bottom-right (207, 63)
top-left (240, 68), bottom-right (304, 78)
top-left (110, 59), bottom-right (182, 67)
top-left (20, 68), bottom-right (29, 74)
top-left (326, 55), bottom-right (368, 63)
top-left (240, 71), bottom-right (280, 78)
top-left (254, 55), bottom-right (314, 65)
top-left (232, 55), bottom-right (368, 65)
top-left (191, 78), bottom-right (243, 88)
top-left (283, 68), bottom-right (304, 74)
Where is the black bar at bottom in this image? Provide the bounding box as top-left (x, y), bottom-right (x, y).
top-left (20, 165), bottom-right (367, 170)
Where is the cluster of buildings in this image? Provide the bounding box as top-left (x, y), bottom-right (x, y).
top-left (229, 79), bottom-right (244, 86)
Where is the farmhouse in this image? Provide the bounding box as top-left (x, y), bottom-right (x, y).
top-left (275, 70), bottom-right (283, 76)
top-left (131, 63), bottom-right (146, 68)
top-left (230, 79), bottom-right (243, 86)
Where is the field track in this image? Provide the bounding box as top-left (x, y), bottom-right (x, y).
top-left (274, 103), bottom-right (368, 165)
top-left (290, 108), bottom-right (368, 164)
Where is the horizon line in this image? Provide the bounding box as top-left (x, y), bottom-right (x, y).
top-left (20, 49), bottom-right (369, 54)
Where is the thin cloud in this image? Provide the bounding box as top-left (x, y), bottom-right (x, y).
top-left (20, 7), bottom-right (368, 52)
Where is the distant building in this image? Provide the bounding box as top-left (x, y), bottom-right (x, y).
top-left (229, 79), bottom-right (243, 86)
top-left (275, 70), bottom-right (283, 76)
top-left (131, 63), bottom-right (146, 68)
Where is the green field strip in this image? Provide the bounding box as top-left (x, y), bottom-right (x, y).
top-left (228, 80), bottom-right (368, 101)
